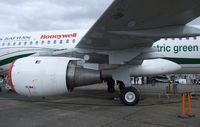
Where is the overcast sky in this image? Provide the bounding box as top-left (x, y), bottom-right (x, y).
top-left (0, 0), bottom-right (113, 34)
top-left (0, 0), bottom-right (200, 34)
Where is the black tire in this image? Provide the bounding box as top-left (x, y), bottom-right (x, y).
top-left (120, 87), bottom-right (140, 106)
top-left (107, 79), bottom-right (115, 93)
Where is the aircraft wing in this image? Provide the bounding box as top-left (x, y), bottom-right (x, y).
top-left (76, 0), bottom-right (200, 50)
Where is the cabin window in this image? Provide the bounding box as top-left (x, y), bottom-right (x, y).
top-left (30, 41), bottom-right (33, 45)
top-left (60, 40), bottom-right (63, 44)
top-left (194, 37), bottom-right (197, 40)
top-left (2, 43), bottom-right (5, 46)
top-left (18, 42), bottom-right (21, 45)
top-left (53, 40), bottom-right (56, 44)
top-left (72, 39), bottom-right (76, 43)
top-left (24, 42), bottom-right (27, 45)
top-left (7, 43), bottom-right (10, 46)
top-left (13, 42), bottom-right (16, 46)
top-left (41, 41), bottom-right (44, 45)
top-left (66, 39), bottom-right (69, 43)
top-left (35, 41), bottom-right (39, 45)
top-left (47, 40), bottom-right (51, 44)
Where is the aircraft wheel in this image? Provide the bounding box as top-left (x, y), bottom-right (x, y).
top-left (120, 87), bottom-right (140, 106)
top-left (107, 79), bottom-right (115, 93)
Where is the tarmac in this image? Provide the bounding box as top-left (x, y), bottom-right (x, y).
top-left (0, 83), bottom-right (199, 127)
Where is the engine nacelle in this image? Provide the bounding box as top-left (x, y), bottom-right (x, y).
top-left (8, 57), bottom-right (101, 97)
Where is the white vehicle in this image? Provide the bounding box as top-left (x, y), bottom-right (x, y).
top-left (1, 1), bottom-right (200, 105)
top-left (175, 79), bottom-right (187, 84)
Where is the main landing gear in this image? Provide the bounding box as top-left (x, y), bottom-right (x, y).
top-left (111, 66), bottom-right (140, 106)
top-left (120, 87), bottom-right (140, 106)
top-left (107, 79), bottom-right (140, 106)
top-left (116, 80), bottom-right (140, 106)
top-left (107, 79), bottom-right (115, 93)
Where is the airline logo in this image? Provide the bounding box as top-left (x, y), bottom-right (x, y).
top-left (153, 44), bottom-right (199, 54)
top-left (40, 33), bottom-right (77, 39)
top-left (4, 36), bottom-right (31, 41)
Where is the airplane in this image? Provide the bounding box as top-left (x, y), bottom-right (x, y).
top-left (1, 0), bottom-right (200, 106)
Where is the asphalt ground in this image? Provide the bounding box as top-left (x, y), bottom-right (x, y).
top-left (0, 83), bottom-right (199, 127)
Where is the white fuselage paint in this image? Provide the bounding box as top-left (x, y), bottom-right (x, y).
top-left (153, 37), bottom-right (200, 74)
top-left (0, 29), bottom-right (88, 74)
top-left (0, 29), bottom-right (200, 75)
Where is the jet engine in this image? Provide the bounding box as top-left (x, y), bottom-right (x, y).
top-left (8, 57), bottom-right (101, 97)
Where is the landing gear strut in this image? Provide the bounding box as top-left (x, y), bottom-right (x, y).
top-left (107, 79), bottom-right (115, 93)
top-left (112, 66), bottom-right (140, 105)
top-left (120, 87), bottom-right (140, 106)
top-left (117, 81), bottom-right (125, 91)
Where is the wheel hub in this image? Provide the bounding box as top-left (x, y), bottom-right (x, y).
top-left (125, 92), bottom-right (136, 103)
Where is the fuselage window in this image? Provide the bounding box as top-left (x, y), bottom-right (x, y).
top-left (7, 43), bottom-right (10, 46)
top-left (13, 42), bottom-right (16, 46)
top-left (2, 43), bottom-right (5, 46)
top-left (18, 42), bottom-right (21, 45)
top-left (66, 39), bottom-right (69, 43)
top-left (47, 40), bottom-right (51, 44)
top-left (24, 42), bottom-right (27, 45)
top-left (60, 40), bottom-right (63, 44)
top-left (35, 41), bottom-right (39, 45)
top-left (30, 41), bottom-right (33, 45)
top-left (72, 39), bottom-right (76, 43)
top-left (41, 41), bottom-right (44, 45)
top-left (53, 40), bottom-right (56, 44)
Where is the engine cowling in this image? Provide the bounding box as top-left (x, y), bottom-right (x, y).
top-left (8, 57), bottom-right (101, 97)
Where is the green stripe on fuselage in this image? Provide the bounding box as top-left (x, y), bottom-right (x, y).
top-left (0, 53), bottom-right (34, 66)
top-left (164, 58), bottom-right (200, 64)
